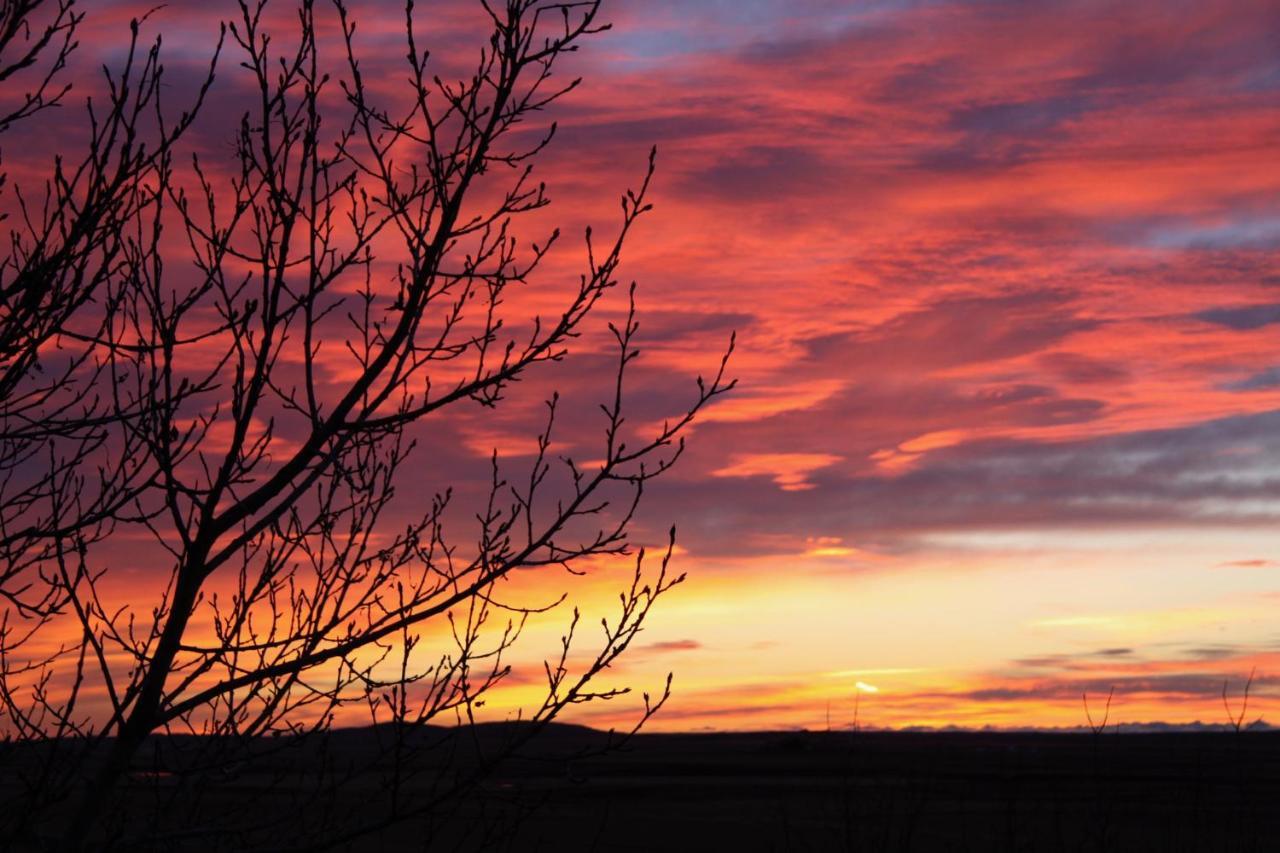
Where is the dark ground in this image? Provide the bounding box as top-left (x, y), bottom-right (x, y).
top-left (481, 727), bottom-right (1280, 852)
top-left (5, 725), bottom-right (1280, 851)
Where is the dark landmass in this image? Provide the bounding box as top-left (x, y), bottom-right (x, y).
top-left (5, 724), bottom-right (1280, 851)
top-left (466, 725), bottom-right (1280, 852)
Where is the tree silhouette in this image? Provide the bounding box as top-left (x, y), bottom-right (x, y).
top-left (0, 1), bottom-right (218, 619)
top-left (0, 2), bottom-right (732, 848)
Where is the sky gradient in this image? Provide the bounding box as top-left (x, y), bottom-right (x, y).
top-left (18, 0), bottom-right (1280, 732)
top-left (506, 0), bottom-right (1280, 731)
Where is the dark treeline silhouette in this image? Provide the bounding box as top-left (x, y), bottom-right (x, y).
top-left (0, 1), bottom-right (732, 849)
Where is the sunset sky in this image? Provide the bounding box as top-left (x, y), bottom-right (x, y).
top-left (24, 0), bottom-right (1280, 732)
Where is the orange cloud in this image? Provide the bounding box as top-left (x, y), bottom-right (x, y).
top-left (712, 452), bottom-right (842, 491)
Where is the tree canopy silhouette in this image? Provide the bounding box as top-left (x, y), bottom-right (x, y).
top-left (0, 1), bottom-right (732, 847)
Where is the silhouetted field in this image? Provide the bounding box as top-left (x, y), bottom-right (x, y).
top-left (460, 726), bottom-right (1280, 852)
top-left (5, 725), bottom-right (1280, 851)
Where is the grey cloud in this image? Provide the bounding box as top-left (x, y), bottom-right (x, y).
top-left (643, 407), bottom-right (1280, 559)
top-left (1196, 303), bottom-right (1280, 331)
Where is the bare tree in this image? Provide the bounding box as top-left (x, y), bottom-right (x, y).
top-left (0, 1), bottom-right (732, 848)
top-left (0, 0), bottom-right (219, 610)
top-left (0, 0), bottom-right (78, 136)
top-left (0, 3), bottom-right (225, 844)
top-left (1223, 667), bottom-right (1257, 734)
